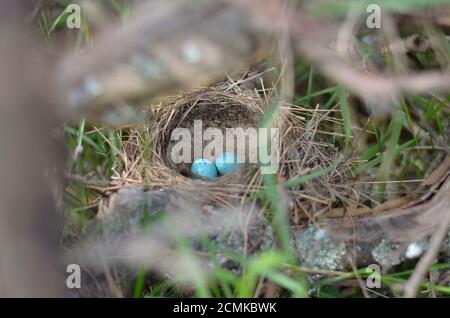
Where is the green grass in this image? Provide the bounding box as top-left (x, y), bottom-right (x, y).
top-left (317, 263), bottom-right (450, 298)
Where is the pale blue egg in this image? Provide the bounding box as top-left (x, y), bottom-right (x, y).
top-left (215, 152), bottom-right (239, 176)
top-left (191, 158), bottom-right (218, 180)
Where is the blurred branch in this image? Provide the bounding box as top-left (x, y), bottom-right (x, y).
top-left (58, 0), bottom-right (274, 124)
top-left (294, 39), bottom-right (450, 113)
top-left (403, 205), bottom-right (450, 297)
top-left (0, 1), bottom-right (64, 297)
top-left (56, 0), bottom-right (450, 124)
top-left (243, 0), bottom-right (450, 113)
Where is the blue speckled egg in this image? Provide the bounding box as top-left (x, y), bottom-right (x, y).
top-left (215, 152), bottom-right (239, 176)
top-left (191, 158), bottom-right (218, 180)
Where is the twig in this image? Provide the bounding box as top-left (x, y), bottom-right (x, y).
top-left (403, 206), bottom-right (450, 297)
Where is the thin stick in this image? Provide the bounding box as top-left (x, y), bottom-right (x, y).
top-left (403, 206), bottom-right (450, 298)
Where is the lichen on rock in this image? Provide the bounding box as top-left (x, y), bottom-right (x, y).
top-left (293, 225), bottom-right (348, 271)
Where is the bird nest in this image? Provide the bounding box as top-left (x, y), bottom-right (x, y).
top-left (117, 75), bottom-right (357, 221)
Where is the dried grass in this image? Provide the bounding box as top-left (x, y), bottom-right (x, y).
top-left (114, 71), bottom-right (362, 222)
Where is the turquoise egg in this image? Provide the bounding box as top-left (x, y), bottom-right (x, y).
top-left (191, 158), bottom-right (218, 180)
top-left (215, 152), bottom-right (239, 176)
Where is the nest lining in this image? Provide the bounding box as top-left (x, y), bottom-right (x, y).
top-left (144, 88), bottom-right (267, 206)
top-left (161, 90), bottom-right (263, 176)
